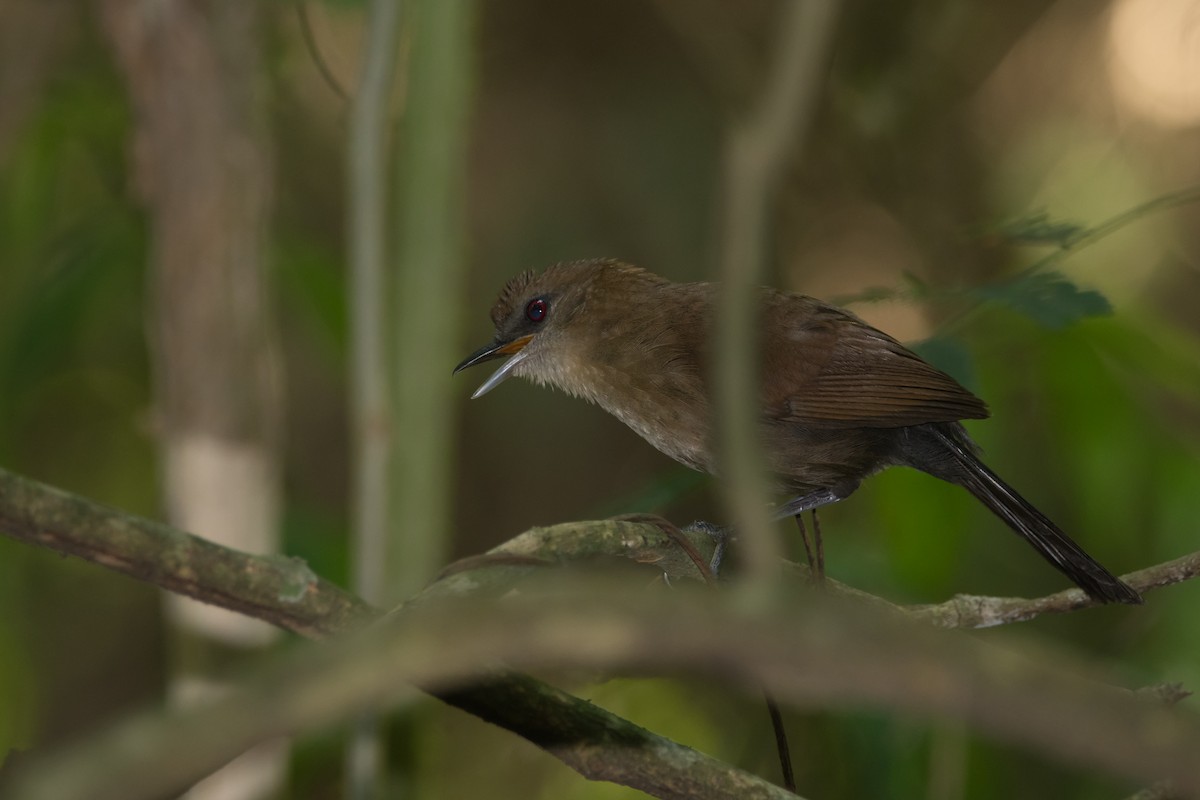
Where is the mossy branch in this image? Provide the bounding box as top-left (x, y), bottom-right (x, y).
top-left (0, 469), bottom-right (792, 800)
top-left (2, 466), bottom-right (1199, 800)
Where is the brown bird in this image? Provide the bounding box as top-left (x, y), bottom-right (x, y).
top-left (455, 258), bottom-right (1141, 604)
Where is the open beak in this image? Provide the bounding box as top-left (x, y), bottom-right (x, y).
top-left (453, 334), bottom-right (534, 399)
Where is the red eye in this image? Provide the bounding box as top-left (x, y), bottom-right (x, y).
top-left (525, 298), bottom-right (548, 323)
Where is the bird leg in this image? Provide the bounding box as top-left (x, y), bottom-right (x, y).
top-left (793, 512), bottom-right (824, 585)
top-left (774, 485), bottom-right (849, 585)
top-left (794, 512), bottom-right (815, 576)
top-left (812, 509), bottom-right (825, 579)
top-left (683, 480), bottom-right (848, 582)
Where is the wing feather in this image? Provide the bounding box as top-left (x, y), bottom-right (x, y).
top-left (762, 294), bottom-right (988, 428)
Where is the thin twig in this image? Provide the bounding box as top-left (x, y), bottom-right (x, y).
top-left (715, 0), bottom-right (841, 598)
top-left (294, 1), bottom-right (350, 101)
top-left (346, 0), bottom-right (403, 794)
top-left (348, 0), bottom-right (402, 616)
top-left (831, 185), bottom-right (1200, 325)
top-left (907, 550), bottom-right (1200, 629)
top-left (764, 691), bottom-right (797, 793)
top-left (1025, 185), bottom-right (1200, 276)
top-left (389, 0), bottom-right (475, 597)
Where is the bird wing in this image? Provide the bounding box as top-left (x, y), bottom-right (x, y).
top-left (763, 296), bottom-right (989, 429)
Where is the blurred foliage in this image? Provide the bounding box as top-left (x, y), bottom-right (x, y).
top-left (1, 0), bottom-right (1199, 798)
top-left (971, 270), bottom-right (1112, 330)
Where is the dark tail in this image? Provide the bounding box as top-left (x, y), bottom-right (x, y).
top-left (927, 427), bottom-right (1142, 605)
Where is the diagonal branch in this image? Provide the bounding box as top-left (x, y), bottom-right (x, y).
top-left (0, 468), bottom-right (375, 638)
top-left (908, 551), bottom-right (1200, 628)
top-left (2, 465), bottom-right (1194, 637)
top-left (8, 550), bottom-right (1200, 800)
top-left (0, 467), bottom-right (793, 800)
top-left (3, 465), bottom-right (1200, 799)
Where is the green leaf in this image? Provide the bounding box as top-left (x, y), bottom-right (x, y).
top-left (973, 271), bottom-right (1111, 330)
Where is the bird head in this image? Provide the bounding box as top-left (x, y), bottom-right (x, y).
top-left (454, 259), bottom-right (618, 398)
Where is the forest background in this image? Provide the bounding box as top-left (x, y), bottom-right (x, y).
top-left (1, 1), bottom-right (1200, 798)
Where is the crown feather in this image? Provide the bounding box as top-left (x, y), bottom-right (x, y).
top-left (490, 270), bottom-right (536, 327)
top-left (487, 259), bottom-right (660, 328)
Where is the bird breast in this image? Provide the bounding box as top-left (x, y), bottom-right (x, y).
top-left (521, 324), bottom-right (715, 472)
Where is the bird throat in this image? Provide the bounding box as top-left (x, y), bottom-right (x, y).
top-left (523, 293), bottom-right (716, 472)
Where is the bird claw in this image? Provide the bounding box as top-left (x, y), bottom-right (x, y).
top-left (684, 520), bottom-right (729, 578)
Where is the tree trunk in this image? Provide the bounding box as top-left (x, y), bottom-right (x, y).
top-left (97, 2), bottom-right (284, 797)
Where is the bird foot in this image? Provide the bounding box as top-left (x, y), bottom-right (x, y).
top-left (683, 520), bottom-right (729, 578)
top-left (613, 513), bottom-right (722, 583)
